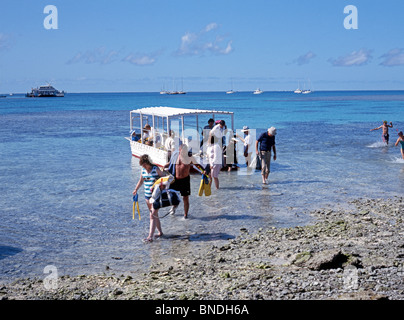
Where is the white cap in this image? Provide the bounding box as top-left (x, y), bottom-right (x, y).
top-left (268, 127), bottom-right (277, 135)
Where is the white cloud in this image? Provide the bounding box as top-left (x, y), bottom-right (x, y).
top-left (67, 47), bottom-right (119, 65)
top-left (329, 48), bottom-right (372, 67)
top-left (122, 53), bottom-right (156, 66)
top-left (205, 23), bottom-right (218, 32)
top-left (221, 40), bottom-right (233, 55)
top-left (67, 47), bottom-right (160, 66)
top-left (379, 48), bottom-right (404, 67)
top-left (175, 23), bottom-right (233, 56)
top-left (292, 51), bottom-right (317, 65)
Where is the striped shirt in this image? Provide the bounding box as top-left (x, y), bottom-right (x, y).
top-left (141, 166), bottom-right (160, 198)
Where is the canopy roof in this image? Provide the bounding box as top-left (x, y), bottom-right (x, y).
top-left (130, 106), bottom-right (233, 118)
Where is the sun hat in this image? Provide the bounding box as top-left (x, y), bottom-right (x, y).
top-left (241, 126), bottom-right (249, 132)
top-left (268, 127), bottom-right (277, 135)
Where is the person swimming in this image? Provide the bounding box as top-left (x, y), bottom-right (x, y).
top-left (394, 131), bottom-right (404, 159)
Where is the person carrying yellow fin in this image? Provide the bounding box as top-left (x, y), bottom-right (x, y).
top-left (198, 164), bottom-right (211, 196)
top-left (150, 174), bottom-right (175, 191)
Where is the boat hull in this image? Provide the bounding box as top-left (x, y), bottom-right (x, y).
top-left (128, 138), bottom-right (209, 171)
top-left (128, 138), bottom-right (168, 167)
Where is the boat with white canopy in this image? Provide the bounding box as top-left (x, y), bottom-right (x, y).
top-left (126, 106), bottom-right (235, 167)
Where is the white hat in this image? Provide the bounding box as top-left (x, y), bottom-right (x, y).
top-left (241, 126), bottom-right (249, 132)
top-left (268, 127), bottom-right (277, 135)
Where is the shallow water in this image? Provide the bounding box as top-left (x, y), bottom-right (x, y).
top-left (1, 92), bottom-right (404, 281)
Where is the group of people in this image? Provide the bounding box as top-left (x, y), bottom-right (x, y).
top-left (202, 119), bottom-right (278, 187)
top-left (370, 120), bottom-right (404, 159)
top-left (131, 125), bottom-right (175, 151)
top-left (133, 118), bottom-right (403, 243)
top-left (132, 118), bottom-right (278, 242)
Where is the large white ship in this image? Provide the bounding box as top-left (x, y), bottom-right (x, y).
top-left (26, 84), bottom-right (65, 97)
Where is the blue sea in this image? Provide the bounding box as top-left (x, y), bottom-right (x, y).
top-left (1, 91), bottom-right (404, 282)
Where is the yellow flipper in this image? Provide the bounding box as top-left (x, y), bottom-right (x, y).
top-left (204, 181), bottom-right (211, 196)
top-left (151, 175), bottom-right (174, 190)
top-left (198, 179), bottom-right (205, 196)
top-left (136, 202), bottom-right (140, 220)
top-left (133, 195), bottom-right (141, 220)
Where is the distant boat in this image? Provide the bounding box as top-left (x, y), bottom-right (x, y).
top-left (167, 78), bottom-right (186, 94)
top-left (253, 88), bottom-right (263, 94)
top-left (26, 84), bottom-right (65, 97)
top-left (160, 85), bottom-right (168, 94)
top-left (226, 79), bottom-right (236, 94)
top-left (294, 81), bottom-right (302, 94)
top-left (301, 79), bottom-right (312, 94)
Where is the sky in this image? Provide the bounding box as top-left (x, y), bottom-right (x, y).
top-left (1, 0), bottom-right (404, 93)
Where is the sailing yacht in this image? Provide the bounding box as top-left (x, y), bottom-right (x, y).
top-left (226, 79), bottom-right (236, 94)
top-left (160, 84), bottom-right (168, 94)
top-left (177, 77), bottom-right (186, 94)
top-left (302, 79), bottom-right (312, 94)
top-left (294, 81), bottom-right (302, 94)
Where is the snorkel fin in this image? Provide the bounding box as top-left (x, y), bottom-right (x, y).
top-left (133, 194), bottom-right (140, 220)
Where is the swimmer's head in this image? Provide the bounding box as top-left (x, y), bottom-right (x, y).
top-left (398, 131), bottom-right (403, 137)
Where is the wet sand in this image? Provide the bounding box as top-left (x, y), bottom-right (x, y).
top-left (1, 196), bottom-right (404, 300)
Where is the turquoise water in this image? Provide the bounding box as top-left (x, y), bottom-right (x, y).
top-left (1, 91), bottom-right (404, 281)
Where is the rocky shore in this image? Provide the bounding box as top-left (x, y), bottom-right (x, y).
top-left (1, 197), bottom-right (404, 300)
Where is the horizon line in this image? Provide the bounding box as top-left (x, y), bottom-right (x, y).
top-left (4, 89), bottom-right (404, 95)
